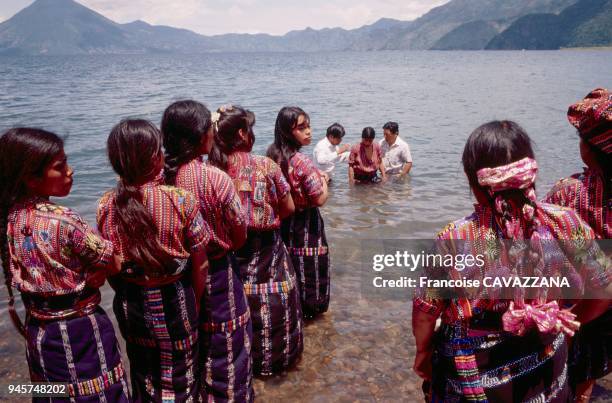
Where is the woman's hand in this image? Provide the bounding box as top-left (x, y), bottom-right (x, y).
top-left (413, 349), bottom-right (433, 381)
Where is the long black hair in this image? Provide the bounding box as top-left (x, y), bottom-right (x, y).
top-left (208, 105), bottom-right (255, 171)
top-left (0, 128), bottom-right (64, 336)
top-left (267, 106), bottom-right (309, 179)
top-left (161, 100), bottom-right (212, 185)
top-left (106, 119), bottom-right (171, 275)
top-left (462, 120), bottom-right (537, 239)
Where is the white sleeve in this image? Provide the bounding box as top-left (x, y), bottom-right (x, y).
top-left (402, 144), bottom-right (413, 163)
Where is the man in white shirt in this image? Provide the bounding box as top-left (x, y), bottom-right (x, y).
top-left (313, 123), bottom-right (350, 180)
top-left (380, 121), bottom-right (413, 177)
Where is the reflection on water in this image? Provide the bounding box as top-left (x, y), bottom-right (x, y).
top-left (1, 50), bottom-right (611, 400)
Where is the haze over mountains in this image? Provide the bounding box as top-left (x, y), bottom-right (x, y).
top-left (0, 0), bottom-right (610, 55)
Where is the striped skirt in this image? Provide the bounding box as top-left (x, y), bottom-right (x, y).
top-left (431, 323), bottom-right (571, 402)
top-left (199, 253), bottom-right (253, 402)
top-left (281, 207), bottom-right (330, 319)
top-left (112, 276), bottom-right (200, 402)
top-left (235, 229), bottom-right (303, 376)
top-left (25, 307), bottom-right (130, 402)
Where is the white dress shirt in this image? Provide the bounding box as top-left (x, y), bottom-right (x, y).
top-left (380, 136), bottom-right (412, 174)
top-left (313, 136), bottom-right (349, 175)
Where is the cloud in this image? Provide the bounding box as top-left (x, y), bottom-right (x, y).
top-left (2, 0), bottom-right (450, 35)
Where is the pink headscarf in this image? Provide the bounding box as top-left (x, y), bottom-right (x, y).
top-left (476, 157), bottom-right (579, 337)
top-left (477, 157), bottom-right (538, 238)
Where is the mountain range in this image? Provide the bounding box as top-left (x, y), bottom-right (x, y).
top-left (0, 0), bottom-right (609, 55)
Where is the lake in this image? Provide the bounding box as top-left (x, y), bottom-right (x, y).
top-left (1, 50), bottom-right (611, 401)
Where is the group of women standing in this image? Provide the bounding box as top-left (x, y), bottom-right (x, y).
top-left (0, 102), bottom-right (331, 402)
top-left (412, 88), bottom-right (611, 403)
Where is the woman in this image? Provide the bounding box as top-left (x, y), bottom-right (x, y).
top-left (544, 88), bottom-right (611, 403)
top-left (348, 127), bottom-right (387, 184)
top-left (0, 128), bottom-right (130, 402)
top-left (97, 119), bottom-right (210, 402)
top-left (161, 100), bottom-right (253, 402)
top-left (267, 106), bottom-right (330, 319)
top-left (412, 120), bottom-right (611, 402)
top-left (209, 104), bottom-right (303, 376)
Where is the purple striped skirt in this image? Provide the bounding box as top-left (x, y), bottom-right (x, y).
top-left (281, 207), bottom-right (330, 319)
top-left (25, 306), bottom-right (130, 402)
top-left (199, 253), bottom-right (253, 402)
top-left (235, 229), bottom-right (303, 376)
top-left (112, 275), bottom-right (200, 402)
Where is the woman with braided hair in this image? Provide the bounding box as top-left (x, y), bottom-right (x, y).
top-left (411, 121), bottom-right (611, 402)
top-left (267, 106), bottom-right (331, 320)
top-left (97, 119), bottom-right (210, 402)
top-left (161, 100), bottom-right (253, 402)
top-left (209, 105), bottom-right (303, 376)
top-left (544, 88), bottom-right (612, 403)
top-left (0, 128), bottom-right (130, 401)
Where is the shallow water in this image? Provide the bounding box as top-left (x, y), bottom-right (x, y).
top-left (0, 50), bottom-right (611, 401)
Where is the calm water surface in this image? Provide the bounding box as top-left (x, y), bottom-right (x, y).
top-left (0, 51), bottom-right (611, 401)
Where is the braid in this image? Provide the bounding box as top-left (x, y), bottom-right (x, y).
top-left (209, 131), bottom-right (230, 171)
top-left (114, 180), bottom-right (170, 276)
top-left (164, 150), bottom-right (197, 186)
top-left (0, 207), bottom-right (25, 337)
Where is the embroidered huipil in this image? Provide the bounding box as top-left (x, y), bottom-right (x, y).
top-left (348, 142), bottom-right (382, 177)
top-left (286, 152), bottom-right (324, 211)
top-left (7, 198), bottom-right (114, 318)
top-left (413, 203), bottom-right (611, 323)
top-left (97, 180), bottom-right (209, 278)
top-left (225, 151), bottom-right (290, 231)
top-left (544, 168), bottom-right (611, 239)
top-left (175, 157), bottom-right (246, 257)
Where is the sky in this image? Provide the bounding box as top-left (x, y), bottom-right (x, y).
top-left (0, 0), bottom-right (450, 35)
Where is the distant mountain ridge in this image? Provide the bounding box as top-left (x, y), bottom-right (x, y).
top-left (0, 0), bottom-right (608, 55)
top-left (486, 0), bottom-right (612, 49)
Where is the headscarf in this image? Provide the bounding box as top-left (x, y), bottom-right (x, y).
top-left (568, 87), bottom-right (612, 154)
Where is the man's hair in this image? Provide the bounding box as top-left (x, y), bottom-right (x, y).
top-left (326, 123), bottom-right (345, 139)
top-left (383, 121), bottom-right (399, 134)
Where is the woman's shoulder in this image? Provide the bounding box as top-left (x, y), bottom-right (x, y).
top-left (436, 211), bottom-right (481, 240)
top-left (291, 152), bottom-right (315, 169)
top-left (252, 154), bottom-right (283, 174)
top-left (18, 199), bottom-right (89, 229)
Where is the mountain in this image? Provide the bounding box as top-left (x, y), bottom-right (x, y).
top-left (384, 0), bottom-right (577, 50)
top-left (0, 0), bottom-right (596, 54)
top-left (0, 0), bottom-right (135, 55)
top-left (431, 20), bottom-right (507, 50)
top-left (486, 0), bottom-right (612, 49)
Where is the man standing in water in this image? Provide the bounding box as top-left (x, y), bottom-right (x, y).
top-left (380, 121), bottom-right (413, 178)
top-left (313, 122), bottom-right (351, 181)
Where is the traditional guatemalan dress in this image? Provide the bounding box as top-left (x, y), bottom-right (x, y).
top-left (281, 152), bottom-right (330, 319)
top-left (224, 151), bottom-right (303, 376)
top-left (7, 198), bottom-right (130, 402)
top-left (414, 203), bottom-right (611, 403)
top-left (545, 168), bottom-right (612, 385)
top-left (97, 181), bottom-right (209, 402)
top-left (348, 142), bottom-right (382, 182)
top-left (175, 157), bottom-right (253, 402)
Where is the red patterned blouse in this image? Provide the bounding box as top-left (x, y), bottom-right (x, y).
top-left (413, 203), bottom-right (610, 323)
top-left (7, 198), bottom-right (113, 298)
top-left (286, 152), bottom-right (325, 211)
top-left (175, 157), bottom-right (246, 256)
top-left (97, 180), bottom-right (209, 277)
top-left (348, 142), bottom-right (382, 177)
top-left (544, 168), bottom-right (611, 239)
top-left (224, 151), bottom-right (291, 231)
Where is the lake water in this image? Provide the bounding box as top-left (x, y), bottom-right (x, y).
top-left (0, 50), bottom-right (611, 401)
